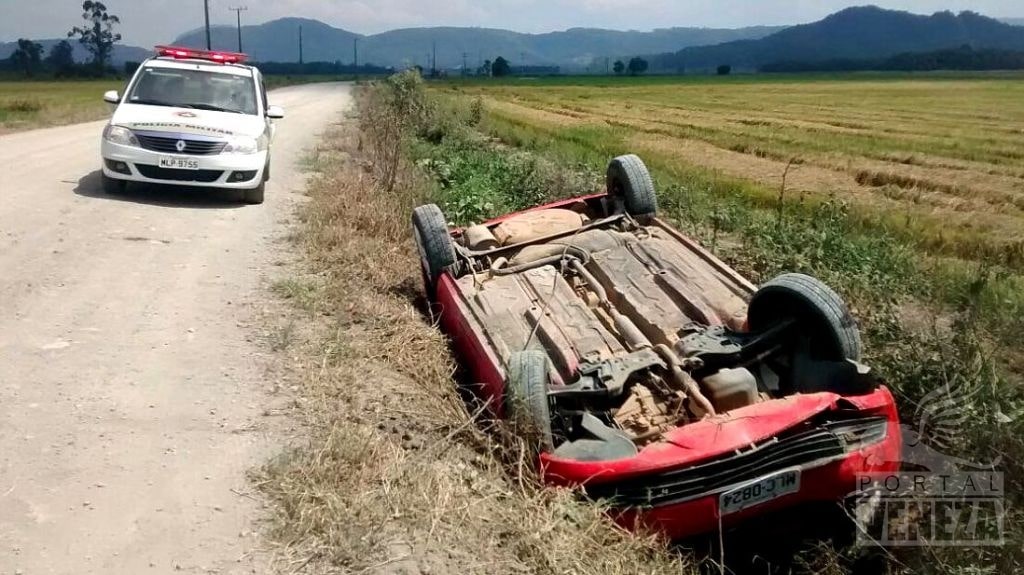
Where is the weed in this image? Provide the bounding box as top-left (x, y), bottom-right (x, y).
top-left (270, 278), bottom-right (319, 313)
top-left (2, 98), bottom-right (42, 113)
top-left (257, 81), bottom-right (688, 574)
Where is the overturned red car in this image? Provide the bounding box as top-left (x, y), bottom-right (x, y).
top-left (412, 154), bottom-right (901, 540)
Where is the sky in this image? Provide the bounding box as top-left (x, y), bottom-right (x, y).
top-left (2, 0), bottom-right (1021, 44)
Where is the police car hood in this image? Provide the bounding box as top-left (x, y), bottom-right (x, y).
top-left (112, 104), bottom-right (265, 139)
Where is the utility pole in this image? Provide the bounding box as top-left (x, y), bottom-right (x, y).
top-left (203, 0), bottom-right (212, 50)
top-left (229, 6), bottom-right (247, 53)
top-left (352, 37), bottom-right (359, 79)
top-left (431, 41), bottom-right (437, 77)
top-left (462, 52), bottom-right (467, 77)
top-left (520, 51), bottom-right (525, 74)
top-left (298, 25), bottom-right (304, 64)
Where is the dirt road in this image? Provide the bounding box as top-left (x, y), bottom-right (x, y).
top-left (0, 82), bottom-right (353, 574)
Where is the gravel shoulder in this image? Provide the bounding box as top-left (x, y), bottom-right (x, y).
top-left (0, 83), bottom-right (353, 574)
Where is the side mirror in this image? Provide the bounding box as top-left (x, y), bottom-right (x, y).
top-left (103, 90), bottom-right (120, 104)
top-left (266, 105), bottom-right (285, 119)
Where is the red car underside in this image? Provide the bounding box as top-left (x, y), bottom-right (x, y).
top-left (431, 194), bottom-right (901, 540)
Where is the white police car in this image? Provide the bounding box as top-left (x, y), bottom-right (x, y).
top-left (100, 46), bottom-right (284, 204)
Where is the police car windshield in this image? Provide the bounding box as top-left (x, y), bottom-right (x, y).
top-left (128, 67), bottom-right (258, 116)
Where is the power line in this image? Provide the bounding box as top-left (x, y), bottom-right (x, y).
top-left (228, 6), bottom-right (247, 53)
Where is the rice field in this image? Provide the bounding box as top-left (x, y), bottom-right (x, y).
top-left (442, 75), bottom-right (1024, 268)
top-left (0, 80), bottom-right (124, 133)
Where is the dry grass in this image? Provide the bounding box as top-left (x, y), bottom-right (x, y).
top-left (254, 98), bottom-right (691, 574)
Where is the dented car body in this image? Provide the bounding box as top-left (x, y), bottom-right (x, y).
top-left (412, 155), bottom-right (901, 540)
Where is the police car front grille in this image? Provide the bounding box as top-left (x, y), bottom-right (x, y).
top-left (136, 165), bottom-right (224, 183)
top-left (136, 133), bottom-right (227, 156)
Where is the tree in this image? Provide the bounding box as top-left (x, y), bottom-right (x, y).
top-left (478, 59), bottom-right (492, 76)
top-left (47, 40), bottom-right (76, 76)
top-left (68, 1), bottom-right (121, 72)
top-left (10, 39), bottom-right (44, 77)
top-left (717, 64), bottom-right (732, 76)
top-left (491, 56), bottom-right (511, 77)
top-left (613, 60), bottom-right (625, 75)
top-left (627, 57), bottom-right (648, 76)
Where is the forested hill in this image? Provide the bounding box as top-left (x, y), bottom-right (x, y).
top-left (649, 6), bottom-right (1024, 73)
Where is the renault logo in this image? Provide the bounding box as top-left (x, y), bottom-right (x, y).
top-left (175, 140), bottom-right (187, 153)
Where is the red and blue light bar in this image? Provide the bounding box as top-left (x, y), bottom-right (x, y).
top-left (155, 45), bottom-right (248, 64)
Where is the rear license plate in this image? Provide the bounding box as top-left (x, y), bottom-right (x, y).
top-left (720, 468), bottom-right (801, 515)
top-left (158, 156), bottom-right (200, 170)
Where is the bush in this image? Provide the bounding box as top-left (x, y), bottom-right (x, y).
top-left (2, 99), bottom-right (43, 113)
top-left (360, 70), bottom-right (432, 191)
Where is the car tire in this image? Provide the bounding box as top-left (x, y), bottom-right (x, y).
top-left (101, 173), bottom-right (126, 195)
top-left (606, 154), bottom-right (657, 220)
top-left (263, 158), bottom-right (271, 182)
top-left (506, 350), bottom-right (554, 453)
top-left (747, 273), bottom-right (862, 361)
top-left (412, 204), bottom-right (456, 287)
top-left (243, 182), bottom-right (265, 205)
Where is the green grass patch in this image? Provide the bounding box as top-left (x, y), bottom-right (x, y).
top-left (0, 79), bottom-right (123, 132)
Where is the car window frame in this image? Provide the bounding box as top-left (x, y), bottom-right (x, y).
top-left (121, 61), bottom-right (261, 117)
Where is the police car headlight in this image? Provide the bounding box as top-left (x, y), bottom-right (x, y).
top-left (222, 136), bottom-right (259, 155)
top-left (103, 125), bottom-right (138, 147)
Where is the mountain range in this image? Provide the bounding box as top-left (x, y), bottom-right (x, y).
top-left (650, 6), bottom-right (1024, 72)
top-left (170, 18), bottom-right (783, 69)
top-left (4, 7), bottom-right (1024, 72)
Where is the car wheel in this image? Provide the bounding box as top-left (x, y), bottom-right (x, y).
top-left (243, 182), bottom-right (265, 205)
top-left (747, 273), bottom-right (862, 361)
top-left (101, 173), bottom-right (126, 195)
top-left (411, 204), bottom-right (456, 289)
top-left (606, 154), bottom-right (657, 221)
top-left (506, 350), bottom-right (554, 453)
top-left (263, 158), bottom-right (271, 182)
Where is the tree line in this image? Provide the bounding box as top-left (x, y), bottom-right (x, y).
top-left (4, 1), bottom-right (120, 77)
top-left (761, 45), bottom-right (1024, 73)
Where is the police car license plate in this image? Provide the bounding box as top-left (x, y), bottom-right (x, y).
top-left (159, 156), bottom-right (200, 170)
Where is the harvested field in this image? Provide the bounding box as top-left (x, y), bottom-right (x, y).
top-left (445, 75), bottom-right (1024, 267)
